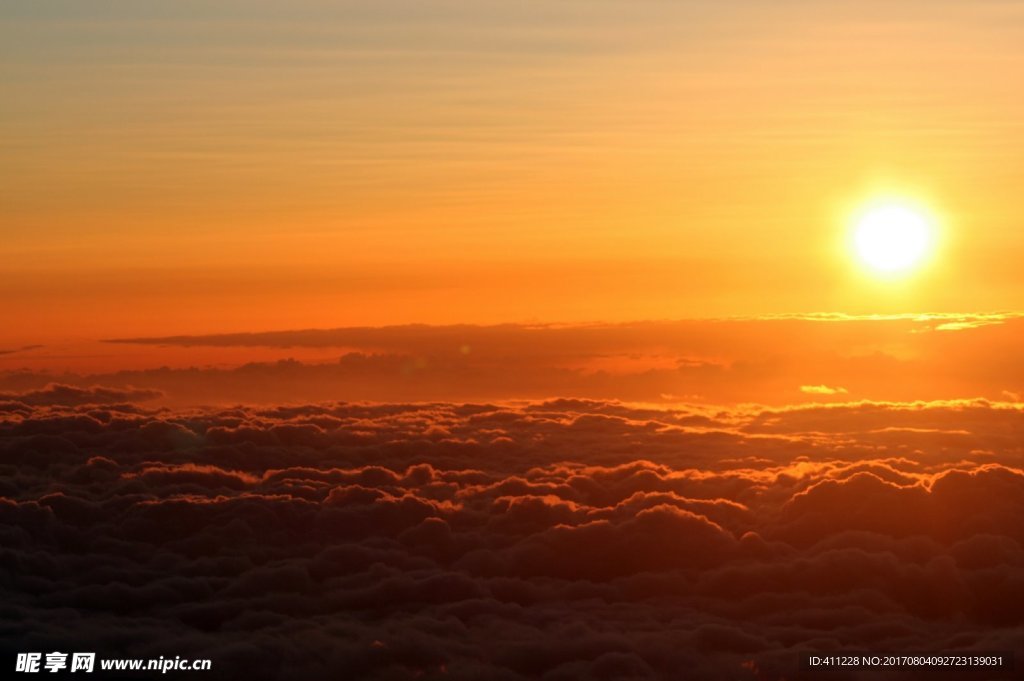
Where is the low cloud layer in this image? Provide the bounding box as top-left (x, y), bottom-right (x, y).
top-left (3, 397), bottom-right (1023, 679)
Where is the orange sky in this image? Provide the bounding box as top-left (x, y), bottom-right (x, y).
top-left (3, 1), bottom-right (1024, 345)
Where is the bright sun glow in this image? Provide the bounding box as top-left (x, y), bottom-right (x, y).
top-left (852, 203), bottom-right (934, 273)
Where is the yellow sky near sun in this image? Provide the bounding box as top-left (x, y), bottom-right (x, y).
top-left (2, 0), bottom-right (1024, 343)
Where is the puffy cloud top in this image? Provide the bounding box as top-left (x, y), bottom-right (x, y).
top-left (3, 398), bottom-right (1023, 679)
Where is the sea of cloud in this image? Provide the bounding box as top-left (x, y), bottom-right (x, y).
top-left (2, 389), bottom-right (1023, 679)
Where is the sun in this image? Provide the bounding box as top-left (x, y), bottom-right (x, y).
top-left (852, 202), bottom-right (935, 274)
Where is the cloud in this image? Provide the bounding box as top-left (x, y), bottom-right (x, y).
top-left (104, 314), bottom-right (1024, 349)
top-left (800, 384), bottom-right (848, 395)
top-left (932, 316), bottom-right (1009, 332)
top-left (0, 344), bottom-right (43, 356)
top-left (4, 315), bottom-right (1022, 407)
top-left (0, 383), bottom-right (164, 406)
top-left (3, 397), bottom-right (1024, 679)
